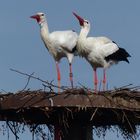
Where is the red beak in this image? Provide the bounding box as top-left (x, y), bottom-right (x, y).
top-left (30, 15), bottom-right (40, 23)
top-left (73, 12), bottom-right (84, 26)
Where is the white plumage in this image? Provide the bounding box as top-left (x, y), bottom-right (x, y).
top-left (73, 12), bottom-right (130, 91)
top-left (31, 12), bottom-right (78, 89)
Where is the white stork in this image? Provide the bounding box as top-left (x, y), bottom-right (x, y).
top-left (73, 12), bottom-right (131, 91)
top-left (30, 12), bottom-right (78, 90)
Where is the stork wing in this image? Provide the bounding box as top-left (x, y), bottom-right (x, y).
top-left (97, 42), bottom-right (119, 57)
top-left (86, 37), bottom-right (119, 57)
top-left (50, 30), bottom-right (78, 52)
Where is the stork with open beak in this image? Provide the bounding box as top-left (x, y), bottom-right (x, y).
top-left (30, 12), bottom-right (78, 91)
top-left (73, 12), bottom-right (131, 92)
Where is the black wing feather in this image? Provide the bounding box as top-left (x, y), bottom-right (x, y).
top-left (105, 47), bottom-right (131, 63)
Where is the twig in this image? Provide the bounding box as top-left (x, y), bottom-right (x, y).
top-left (17, 94), bottom-right (37, 110)
top-left (78, 82), bottom-right (92, 93)
top-left (6, 122), bottom-right (10, 140)
top-left (90, 108), bottom-right (98, 121)
top-left (10, 68), bottom-right (66, 91)
top-left (22, 72), bottom-right (34, 91)
top-left (6, 121), bottom-right (19, 140)
top-left (30, 124), bottom-right (38, 140)
top-left (1, 89), bottom-right (8, 94)
top-left (42, 80), bottom-right (54, 92)
top-left (122, 111), bottom-right (136, 140)
top-left (114, 84), bottom-right (133, 91)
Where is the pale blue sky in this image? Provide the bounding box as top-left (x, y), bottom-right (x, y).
top-left (0, 0), bottom-right (139, 139)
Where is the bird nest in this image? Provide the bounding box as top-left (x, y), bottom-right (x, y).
top-left (0, 86), bottom-right (140, 140)
top-left (0, 69), bottom-right (140, 139)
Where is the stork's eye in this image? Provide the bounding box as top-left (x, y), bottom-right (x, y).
top-left (41, 14), bottom-right (44, 16)
top-left (86, 21), bottom-right (89, 24)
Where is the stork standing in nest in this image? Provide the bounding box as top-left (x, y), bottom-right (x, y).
top-left (73, 12), bottom-right (131, 92)
top-left (30, 12), bottom-right (78, 90)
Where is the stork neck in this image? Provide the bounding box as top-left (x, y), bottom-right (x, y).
top-left (39, 20), bottom-right (50, 39)
top-left (39, 22), bottom-right (45, 28)
top-left (40, 22), bottom-right (48, 29)
top-left (79, 26), bottom-right (89, 39)
top-left (76, 26), bottom-right (90, 56)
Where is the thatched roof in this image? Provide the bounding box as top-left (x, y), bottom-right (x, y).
top-left (0, 87), bottom-right (140, 124)
top-left (0, 69), bottom-right (138, 139)
top-left (0, 86), bottom-right (140, 139)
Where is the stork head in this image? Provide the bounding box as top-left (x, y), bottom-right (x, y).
top-left (73, 12), bottom-right (90, 29)
top-left (30, 12), bottom-right (46, 24)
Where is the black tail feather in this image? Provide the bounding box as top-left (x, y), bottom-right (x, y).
top-left (105, 47), bottom-right (131, 63)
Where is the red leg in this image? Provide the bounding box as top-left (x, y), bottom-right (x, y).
top-left (102, 69), bottom-right (106, 91)
top-left (94, 68), bottom-right (98, 92)
top-left (69, 63), bottom-right (73, 88)
top-left (56, 62), bottom-right (61, 92)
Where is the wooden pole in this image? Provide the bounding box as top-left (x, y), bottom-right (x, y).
top-left (61, 122), bottom-right (93, 140)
